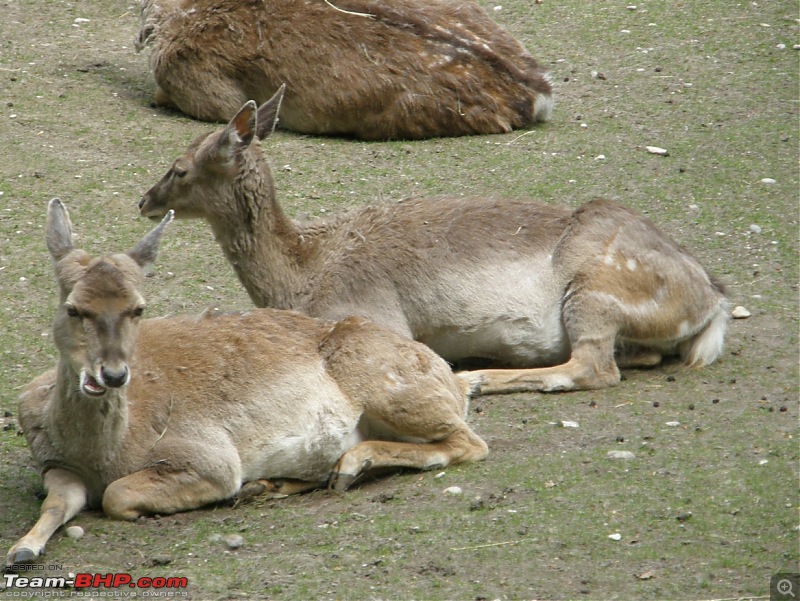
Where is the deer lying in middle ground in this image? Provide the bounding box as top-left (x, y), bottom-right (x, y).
top-left (134, 0), bottom-right (553, 139)
top-left (139, 87), bottom-right (730, 394)
top-left (5, 198), bottom-right (487, 568)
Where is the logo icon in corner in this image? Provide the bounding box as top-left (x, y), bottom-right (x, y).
top-left (772, 573), bottom-right (800, 601)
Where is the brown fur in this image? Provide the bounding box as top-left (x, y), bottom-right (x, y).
top-left (5, 199), bottom-right (487, 568)
top-left (135, 0), bottom-right (553, 139)
top-left (139, 90), bottom-right (729, 394)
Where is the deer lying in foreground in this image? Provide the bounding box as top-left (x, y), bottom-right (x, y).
top-left (139, 87), bottom-right (729, 394)
top-left (134, 0), bottom-right (552, 139)
top-left (5, 199), bottom-right (487, 568)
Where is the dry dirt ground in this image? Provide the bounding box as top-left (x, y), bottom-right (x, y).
top-left (0, 1), bottom-right (798, 600)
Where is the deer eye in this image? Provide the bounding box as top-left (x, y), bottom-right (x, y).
top-left (172, 165), bottom-right (187, 178)
top-left (65, 304), bottom-right (80, 318)
top-left (132, 306), bottom-right (145, 318)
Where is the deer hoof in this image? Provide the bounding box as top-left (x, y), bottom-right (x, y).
top-left (329, 472), bottom-right (357, 492)
top-left (7, 547), bottom-right (39, 569)
top-left (236, 481), bottom-right (267, 499)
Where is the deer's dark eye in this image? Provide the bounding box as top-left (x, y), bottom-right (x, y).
top-left (65, 304), bottom-right (80, 318)
top-left (172, 166), bottom-right (187, 178)
top-left (132, 306), bottom-right (145, 318)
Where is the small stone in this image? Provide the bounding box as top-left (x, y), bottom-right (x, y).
top-left (760, 178), bottom-right (776, 184)
top-left (607, 450), bottom-right (636, 460)
top-left (74, 18), bottom-right (91, 23)
top-left (595, 154), bottom-right (606, 160)
top-left (434, 471), bottom-right (446, 479)
top-left (646, 146), bottom-right (669, 156)
top-left (65, 525), bottom-right (84, 540)
top-left (608, 533), bottom-right (622, 541)
top-left (560, 420), bottom-right (580, 429)
top-left (225, 535), bottom-right (244, 549)
top-left (150, 555), bottom-right (173, 566)
top-left (749, 224), bottom-right (762, 234)
top-left (731, 306), bottom-right (751, 319)
top-left (443, 486), bottom-right (463, 495)
top-left (665, 421), bottom-right (681, 427)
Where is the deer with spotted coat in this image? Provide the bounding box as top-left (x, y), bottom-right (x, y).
top-left (134, 0), bottom-right (553, 139)
top-left (5, 199), bottom-right (487, 568)
top-left (138, 87), bottom-right (729, 395)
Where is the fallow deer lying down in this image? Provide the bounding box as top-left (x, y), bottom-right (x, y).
top-left (5, 199), bottom-right (488, 568)
top-left (138, 87), bottom-right (730, 395)
top-left (134, 0), bottom-right (552, 139)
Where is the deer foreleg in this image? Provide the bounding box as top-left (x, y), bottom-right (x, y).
top-left (236, 478), bottom-right (326, 500)
top-left (102, 466), bottom-right (237, 521)
top-left (5, 468), bottom-right (88, 568)
top-left (470, 338), bottom-right (622, 394)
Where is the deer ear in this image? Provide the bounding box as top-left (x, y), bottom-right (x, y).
top-left (256, 83), bottom-right (285, 140)
top-left (217, 100), bottom-right (257, 159)
top-left (45, 198), bottom-right (75, 262)
top-left (128, 210), bottom-right (174, 268)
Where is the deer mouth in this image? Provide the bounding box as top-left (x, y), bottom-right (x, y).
top-left (80, 370), bottom-right (107, 397)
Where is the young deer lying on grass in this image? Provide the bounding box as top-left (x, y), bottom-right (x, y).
top-left (5, 199), bottom-right (487, 568)
top-left (139, 87), bottom-right (729, 394)
top-left (134, 0), bottom-right (552, 139)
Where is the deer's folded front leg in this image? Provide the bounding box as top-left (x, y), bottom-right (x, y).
top-left (5, 468), bottom-right (88, 568)
top-left (102, 463), bottom-right (238, 521)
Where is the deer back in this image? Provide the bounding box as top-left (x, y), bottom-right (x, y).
top-left (137, 0), bottom-right (552, 138)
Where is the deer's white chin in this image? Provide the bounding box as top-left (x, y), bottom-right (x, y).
top-left (80, 370), bottom-right (107, 397)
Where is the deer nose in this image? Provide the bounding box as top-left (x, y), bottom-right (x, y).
top-left (101, 365), bottom-right (130, 389)
top-left (138, 196), bottom-right (146, 210)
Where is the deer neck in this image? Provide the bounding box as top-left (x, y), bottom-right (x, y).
top-left (49, 360), bottom-right (130, 476)
top-left (207, 158), bottom-right (315, 310)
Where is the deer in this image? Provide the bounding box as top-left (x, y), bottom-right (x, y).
top-left (5, 198), bottom-right (488, 569)
top-left (133, 0), bottom-right (553, 140)
top-left (138, 87), bottom-right (729, 395)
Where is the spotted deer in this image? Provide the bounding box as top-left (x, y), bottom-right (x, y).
top-left (5, 199), bottom-right (488, 568)
top-left (138, 87), bottom-right (729, 395)
top-left (134, 0), bottom-right (553, 139)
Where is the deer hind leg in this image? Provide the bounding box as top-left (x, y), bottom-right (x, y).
top-left (329, 427), bottom-right (489, 492)
top-left (6, 468), bottom-right (88, 568)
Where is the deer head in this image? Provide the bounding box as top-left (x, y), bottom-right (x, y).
top-left (139, 85), bottom-right (285, 222)
top-left (46, 199), bottom-right (173, 397)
